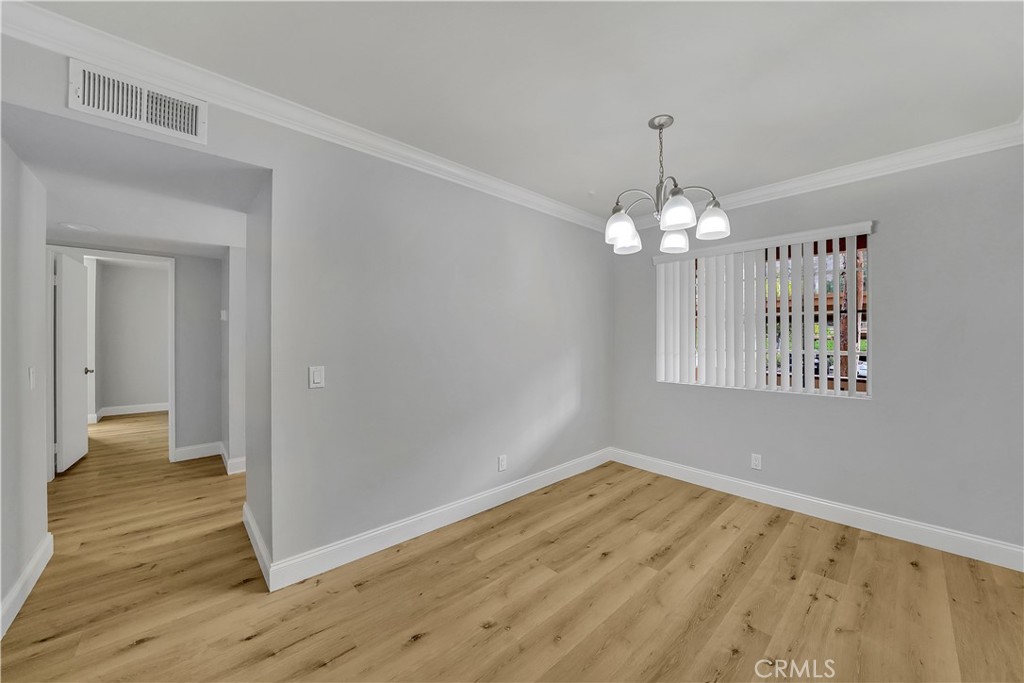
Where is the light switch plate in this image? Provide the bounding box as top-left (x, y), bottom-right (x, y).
top-left (308, 365), bottom-right (325, 389)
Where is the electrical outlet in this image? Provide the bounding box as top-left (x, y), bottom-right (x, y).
top-left (498, 454), bottom-right (507, 472)
top-left (751, 453), bottom-right (762, 471)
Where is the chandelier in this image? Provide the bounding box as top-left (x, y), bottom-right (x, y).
top-left (605, 114), bottom-right (731, 255)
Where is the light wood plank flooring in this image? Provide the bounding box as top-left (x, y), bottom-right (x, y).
top-left (2, 413), bottom-right (1021, 682)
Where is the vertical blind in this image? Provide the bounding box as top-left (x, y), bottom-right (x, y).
top-left (655, 223), bottom-right (872, 397)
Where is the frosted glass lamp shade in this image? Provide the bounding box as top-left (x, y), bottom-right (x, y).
top-left (695, 200), bottom-right (730, 240)
top-left (613, 229), bottom-right (642, 255)
top-left (660, 230), bottom-right (690, 254)
top-left (605, 207), bottom-right (635, 245)
top-left (659, 189), bottom-right (696, 230)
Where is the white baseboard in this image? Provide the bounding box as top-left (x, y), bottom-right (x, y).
top-left (96, 402), bottom-right (169, 420)
top-left (260, 447), bottom-right (611, 591)
top-left (224, 456), bottom-right (246, 475)
top-left (1, 533), bottom-right (54, 638)
top-left (219, 444), bottom-right (245, 475)
top-left (87, 413), bottom-right (98, 424)
top-left (239, 444), bottom-right (1021, 593)
top-left (242, 502), bottom-right (272, 589)
top-left (608, 448), bottom-right (1024, 572)
top-left (171, 441), bottom-right (223, 463)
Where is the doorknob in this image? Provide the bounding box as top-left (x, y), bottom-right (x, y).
top-left (84, 367), bottom-right (94, 375)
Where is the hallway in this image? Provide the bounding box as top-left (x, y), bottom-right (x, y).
top-left (0, 413), bottom-right (251, 680)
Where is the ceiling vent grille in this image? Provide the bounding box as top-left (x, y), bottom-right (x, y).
top-left (67, 58), bottom-right (207, 144)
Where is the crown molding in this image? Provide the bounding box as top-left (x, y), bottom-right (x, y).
top-left (1, 3), bottom-right (606, 232)
top-left (632, 119), bottom-right (1023, 232)
top-left (719, 121), bottom-right (1023, 210)
top-left (3, 3), bottom-right (1021, 236)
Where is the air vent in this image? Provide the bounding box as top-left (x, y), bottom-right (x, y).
top-left (67, 58), bottom-right (207, 144)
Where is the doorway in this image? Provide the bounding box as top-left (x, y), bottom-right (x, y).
top-left (47, 247), bottom-right (175, 479)
top-left (1, 105), bottom-right (268, 642)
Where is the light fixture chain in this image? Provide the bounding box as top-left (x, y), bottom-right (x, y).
top-left (658, 127), bottom-right (665, 182)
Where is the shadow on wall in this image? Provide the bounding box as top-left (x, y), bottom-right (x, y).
top-left (498, 351), bottom-right (584, 472)
top-left (450, 350), bottom-right (584, 490)
top-left (355, 350), bottom-right (585, 509)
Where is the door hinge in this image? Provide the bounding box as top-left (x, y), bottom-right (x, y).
top-left (52, 273), bottom-right (58, 286)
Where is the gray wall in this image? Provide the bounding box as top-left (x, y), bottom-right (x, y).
top-left (220, 256), bottom-right (230, 456)
top-left (225, 246), bottom-right (247, 466)
top-left (94, 262), bottom-right (168, 409)
top-left (612, 147), bottom-right (1024, 546)
top-left (1, 141), bottom-right (49, 605)
top-left (269, 155), bottom-right (613, 559)
top-left (246, 182), bottom-right (272, 550)
top-left (174, 254), bottom-right (223, 447)
top-left (5, 36), bottom-right (613, 562)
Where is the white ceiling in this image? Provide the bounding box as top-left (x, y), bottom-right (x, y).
top-left (32, 2), bottom-right (1024, 217)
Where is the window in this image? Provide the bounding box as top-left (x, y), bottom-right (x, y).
top-left (654, 223), bottom-right (872, 397)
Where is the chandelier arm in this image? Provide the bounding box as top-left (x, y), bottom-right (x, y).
top-left (615, 188), bottom-right (656, 206)
top-left (660, 176), bottom-right (680, 205)
top-left (624, 196), bottom-right (655, 215)
top-left (678, 185), bottom-right (717, 201)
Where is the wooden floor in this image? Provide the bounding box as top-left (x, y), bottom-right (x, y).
top-left (1, 413), bottom-right (1021, 682)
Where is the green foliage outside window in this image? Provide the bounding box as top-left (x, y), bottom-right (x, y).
top-left (765, 322), bottom-right (867, 369)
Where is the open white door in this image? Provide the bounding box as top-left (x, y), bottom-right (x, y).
top-left (56, 253), bottom-right (89, 472)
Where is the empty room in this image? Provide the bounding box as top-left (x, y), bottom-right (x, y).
top-left (1, 2), bottom-right (1021, 682)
